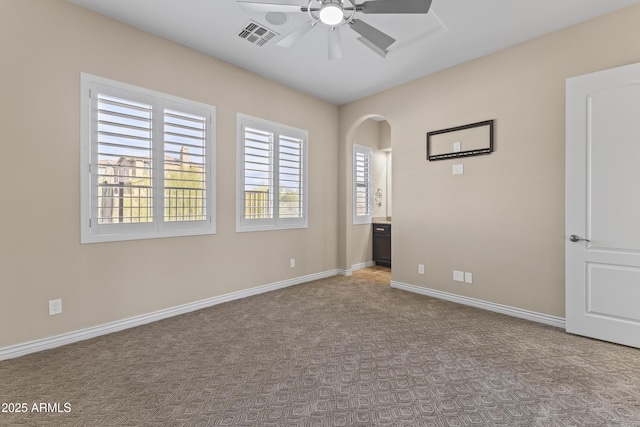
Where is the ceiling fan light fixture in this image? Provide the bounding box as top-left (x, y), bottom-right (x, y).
top-left (319, 1), bottom-right (343, 26)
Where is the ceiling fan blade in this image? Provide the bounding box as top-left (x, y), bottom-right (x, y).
top-left (360, 0), bottom-right (432, 14)
top-left (276, 21), bottom-right (316, 47)
top-left (328, 28), bottom-right (343, 60)
top-left (349, 19), bottom-right (395, 51)
top-left (356, 37), bottom-right (387, 58)
top-left (236, 0), bottom-right (305, 13)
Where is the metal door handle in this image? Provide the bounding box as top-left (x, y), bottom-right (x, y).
top-left (570, 234), bottom-right (591, 243)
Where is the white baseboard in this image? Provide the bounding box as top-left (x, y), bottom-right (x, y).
top-left (338, 261), bottom-right (375, 277)
top-left (391, 281), bottom-right (565, 329)
top-left (0, 269), bottom-right (341, 361)
top-left (351, 261), bottom-right (375, 271)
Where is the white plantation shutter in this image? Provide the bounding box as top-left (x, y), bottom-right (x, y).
top-left (163, 108), bottom-right (208, 222)
top-left (353, 144), bottom-right (373, 224)
top-left (355, 150), bottom-right (371, 215)
top-left (237, 115), bottom-right (308, 232)
top-left (96, 93), bottom-right (153, 225)
top-left (242, 126), bottom-right (274, 220)
top-left (278, 134), bottom-right (304, 219)
top-left (81, 74), bottom-right (216, 243)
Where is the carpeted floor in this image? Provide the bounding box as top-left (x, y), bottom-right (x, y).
top-left (1, 269), bottom-right (640, 426)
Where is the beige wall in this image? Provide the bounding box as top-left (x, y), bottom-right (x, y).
top-left (377, 120), bottom-right (392, 218)
top-left (339, 3), bottom-right (640, 317)
top-left (372, 150), bottom-right (388, 219)
top-left (378, 121), bottom-right (391, 151)
top-left (0, 1), bottom-right (338, 348)
top-left (373, 121), bottom-right (392, 219)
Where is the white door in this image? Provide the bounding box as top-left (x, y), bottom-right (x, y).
top-left (566, 62), bottom-right (640, 349)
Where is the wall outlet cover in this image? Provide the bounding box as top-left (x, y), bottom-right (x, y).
top-left (453, 164), bottom-right (464, 175)
top-left (465, 272), bottom-right (473, 284)
top-left (453, 270), bottom-right (465, 282)
top-left (49, 299), bottom-right (62, 316)
top-left (418, 264), bottom-right (425, 274)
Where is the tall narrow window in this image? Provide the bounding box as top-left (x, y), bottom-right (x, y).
top-left (237, 114), bottom-right (308, 232)
top-left (353, 144), bottom-right (373, 225)
top-left (81, 73), bottom-right (216, 243)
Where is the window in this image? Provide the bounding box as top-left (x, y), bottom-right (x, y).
top-left (80, 73), bottom-right (216, 243)
top-left (353, 144), bottom-right (373, 225)
top-left (237, 114), bottom-right (308, 232)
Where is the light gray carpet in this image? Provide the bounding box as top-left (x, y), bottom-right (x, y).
top-left (1, 272), bottom-right (640, 426)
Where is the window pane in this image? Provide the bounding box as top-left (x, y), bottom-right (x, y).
top-left (279, 135), bottom-right (303, 219)
top-left (355, 150), bottom-right (371, 217)
top-left (243, 126), bottom-right (273, 219)
top-left (96, 94), bottom-right (153, 224)
top-left (164, 109), bottom-right (207, 222)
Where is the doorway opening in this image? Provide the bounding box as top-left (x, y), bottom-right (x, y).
top-left (348, 115), bottom-right (392, 280)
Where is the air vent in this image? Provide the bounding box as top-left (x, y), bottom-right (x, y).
top-left (238, 20), bottom-right (278, 46)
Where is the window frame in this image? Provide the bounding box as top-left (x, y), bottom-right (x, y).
top-left (353, 143), bottom-right (373, 225)
top-left (236, 113), bottom-right (308, 233)
top-left (80, 73), bottom-right (216, 244)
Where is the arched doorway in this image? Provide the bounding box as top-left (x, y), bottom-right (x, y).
top-left (345, 115), bottom-right (392, 280)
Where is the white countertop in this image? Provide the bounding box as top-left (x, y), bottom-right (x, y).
top-left (372, 217), bottom-right (391, 225)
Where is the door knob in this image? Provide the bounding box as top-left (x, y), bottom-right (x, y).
top-left (569, 234), bottom-right (591, 243)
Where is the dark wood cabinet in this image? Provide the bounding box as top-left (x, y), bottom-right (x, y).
top-left (373, 224), bottom-right (391, 268)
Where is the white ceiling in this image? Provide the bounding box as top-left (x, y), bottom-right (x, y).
top-left (68, 0), bottom-right (640, 105)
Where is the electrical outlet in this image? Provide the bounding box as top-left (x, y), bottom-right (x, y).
top-left (49, 299), bottom-right (62, 316)
top-left (418, 264), bottom-right (425, 275)
top-left (290, 258), bottom-right (295, 268)
top-left (465, 272), bottom-right (473, 284)
top-left (453, 141), bottom-right (461, 153)
top-left (453, 271), bottom-right (465, 282)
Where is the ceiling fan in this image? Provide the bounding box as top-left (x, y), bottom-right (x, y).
top-left (237, 0), bottom-right (433, 59)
